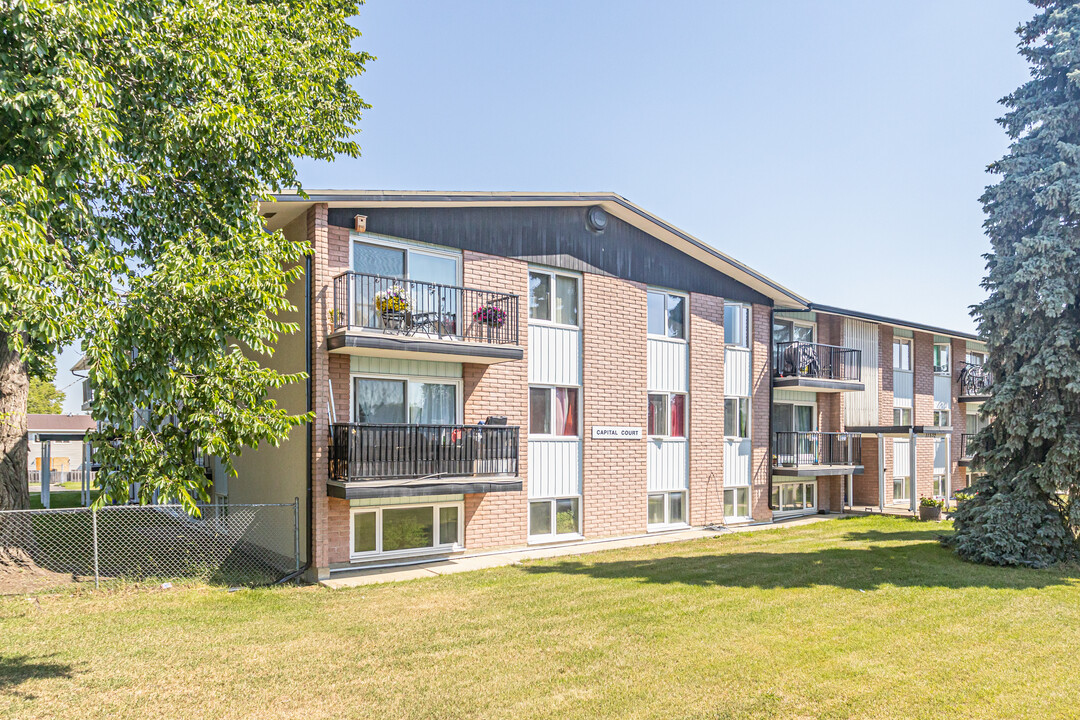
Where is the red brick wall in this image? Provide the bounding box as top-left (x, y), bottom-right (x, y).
top-left (689, 293), bottom-right (725, 526)
top-left (913, 332), bottom-right (935, 501)
top-left (581, 274), bottom-right (648, 537)
top-left (461, 251), bottom-right (531, 549)
top-left (308, 207), bottom-right (352, 574)
top-left (751, 304), bottom-right (772, 521)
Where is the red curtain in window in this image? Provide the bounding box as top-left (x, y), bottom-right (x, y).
top-left (555, 388), bottom-right (578, 436)
top-left (670, 394), bottom-right (686, 437)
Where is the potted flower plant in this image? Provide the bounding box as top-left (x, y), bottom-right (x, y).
top-left (472, 303), bottom-right (507, 327)
top-left (919, 496), bottom-right (944, 521)
top-left (374, 286), bottom-right (410, 316)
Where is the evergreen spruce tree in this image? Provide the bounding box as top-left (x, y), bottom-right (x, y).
top-left (951, 0), bottom-right (1080, 567)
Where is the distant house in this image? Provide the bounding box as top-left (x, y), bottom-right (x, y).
top-left (27, 414), bottom-right (96, 506)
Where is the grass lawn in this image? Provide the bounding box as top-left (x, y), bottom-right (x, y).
top-left (2, 515), bottom-right (1079, 719)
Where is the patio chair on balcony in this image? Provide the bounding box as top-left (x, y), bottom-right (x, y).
top-left (780, 343), bottom-right (821, 379)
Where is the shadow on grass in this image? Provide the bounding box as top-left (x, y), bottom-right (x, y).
top-left (0, 654), bottom-right (75, 698)
top-left (520, 524), bottom-right (1076, 592)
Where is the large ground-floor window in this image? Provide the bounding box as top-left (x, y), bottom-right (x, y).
top-left (647, 490), bottom-right (687, 528)
top-left (772, 480), bottom-right (817, 515)
top-left (724, 486), bottom-right (750, 521)
top-left (350, 501), bottom-right (463, 560)
top-left (529, 496), bottom-right (581, 541)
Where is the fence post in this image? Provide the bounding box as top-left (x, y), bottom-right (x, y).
top-left (293, 497), bottom-right (300, 574)
top-left (91, 507), bottom-right (100, 589)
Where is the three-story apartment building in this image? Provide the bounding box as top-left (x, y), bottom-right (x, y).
top-left (230, 191), bottom-right (987, 579)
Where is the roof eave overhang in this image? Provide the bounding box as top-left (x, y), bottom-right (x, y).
top-left (259, 191), bottom-right (809, 308)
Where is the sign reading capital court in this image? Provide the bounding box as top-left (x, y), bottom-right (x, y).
top-left (591, 426), bottom-right (643, 440)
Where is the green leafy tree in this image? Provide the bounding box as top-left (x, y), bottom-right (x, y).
top-left (951, 0), bottom-right (1080, 566)
top-left (26, 378), bottom-right (65, 415)
top-left (0, 0), bottom-right (371, 511)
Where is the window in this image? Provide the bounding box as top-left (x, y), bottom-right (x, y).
top-left (771, 480), bottom-right (817, 514)
top-left (724, 398), bottom-right (750, 438)
top-left (529, 497), bottom-right (580, 539)
top-left (647, 290), bottom-right (687, 340)
top-left (353, 377), bottom-right (459, 425)
top-left (893, 407), bottom-right (912, 425)
top-left (772, 403), bottom-right (815, 433)
top-left (529, 386), bottom-right (579, 436)
top-left (350, 502), bottom-right (463, 558)
top-left (933, 474), bottom-right (946, 498)
top-left (724, 487), bottom-right (750, 519)
top-left (933, 409), bottom-right (950, 427)
top-left (648, 491), bottom-right (687, 527)
top-left (966, 412), bottom-right (987, 435)
top-left (894, 475), bottom-right (910, 502)
top-left (647, 393), bottom-right (686, 438)
top-left (966, 350), bottom-right (987, 366)
top-left (893, 338), bottom-right (912, 371)
top-left (934, 343), bottom-right (950, 374)
top-left (529, 270), bottom-right (579, 326)
top-left (724, 304), bottom-right (750, 347)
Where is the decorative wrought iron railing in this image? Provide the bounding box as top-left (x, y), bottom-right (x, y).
top-left (773, 431), bottom-right (862, 467)
top-left (958, 362), bottom-right (992, 398)
top-left (773, 342), bottom-right (862, 382)
top-left (331, 272), bottom-right (519, 346)
top-left (330, 423), bottom-right (520, 482)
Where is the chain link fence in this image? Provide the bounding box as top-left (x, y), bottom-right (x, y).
top-left (0, 502), bottom-right (299, 594)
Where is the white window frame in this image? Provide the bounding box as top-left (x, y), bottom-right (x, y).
top-left (350, 373), bottom-right (464, 425)
top-left (724, 397), bottom-right (751, 440)
top-left (933, 409), bottom-right (950, 427)
top-left (349, 232), bottom-right (463, 285)
top-left (893, 337), bottom-right (913, 372)
top-left (966, 350), bottom-right (988, 366)
top-left (773, 318), bottom-right (816, 344)
top-left (528, 385), bottom-right (582, 439)
top-left (893, 407), bottom-right (912, 426)
top-left (771, 479), bottom-right (818, 516)
top-left (933, 474), bottom-right (947, 498)
top-left (647, 490), bottom-right (688, 530)
top-left (772, 400), bottom-right (818, 433)
top-left (933, 343), bottom-right (951, 376)
top-left (723, 486), bottom-right (752, 522)
top-left (528, 267), bottom-right (581, 329)
top-left (646, 287), bottom-right (689, 341)
top-left (724, 303), bottom-right (751, 348)
top-left (647, 392), bottom-right (688, 439)
top-left (527, 496), bottom-right (582, 542)
top-left (349, 501), bottom-right (465, 561)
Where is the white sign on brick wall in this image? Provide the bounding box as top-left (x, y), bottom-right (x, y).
top-left (591, 426), bottom-right (643, 440)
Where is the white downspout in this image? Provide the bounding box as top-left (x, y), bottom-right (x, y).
top-left (909, 429), bottom-right (918, 515)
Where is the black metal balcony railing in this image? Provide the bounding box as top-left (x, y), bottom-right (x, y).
top-left (958, 363), bottom-right (992, 398)
top-left (773, 431), bottom-right (862, 467)
top-left (330, 423), bottom-right (520, 482)
top-left (773, 342), bottom-right (862, 383)
top-left (960, 433), bottom-right (975, 460)
top-left (332, 272), bottom-right (520, 346)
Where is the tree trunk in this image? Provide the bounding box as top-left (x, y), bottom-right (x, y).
top-left (0, 332), bottom-right (29, 511)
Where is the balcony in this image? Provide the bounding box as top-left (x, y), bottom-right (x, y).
top-left (772, 431), bottom-right (864, 476)
top-left (958, 363), bottom-right (992, 403)
top-left (328, 423), bottom-right (521, 499)
top-left (959, 433), bottom-right (977, 467)
top-left (773, 342), bottom-right (864, 392)
top-left (328, 271), bottom-right (523, 364)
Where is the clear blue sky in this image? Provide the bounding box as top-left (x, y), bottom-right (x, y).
top-left (55, 0), bottom-right (1034, 413)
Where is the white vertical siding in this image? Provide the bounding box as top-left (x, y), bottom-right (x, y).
top-left (934, 438), bottom-right (948, 473)
top-left (893, 371), bottom-right (913, 408)
top-left (723, 438), bottom-right (752, 486)
top-left (724, 348), bottom-right (751, 397)
top-left (843, 319), bottom-right (879, 426)
top-left (527, 439), bottom-right (582, 498)
top-left (647, 339), bottom-right (689, 392)
top-left (647, 439), bottom-right (689, 491)
top-left (528, 325), bottom-right (582, 386)
top-left (893, 440), bottom-right (911, 477)
top-left (933, 375), bottom-right (951, 410)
